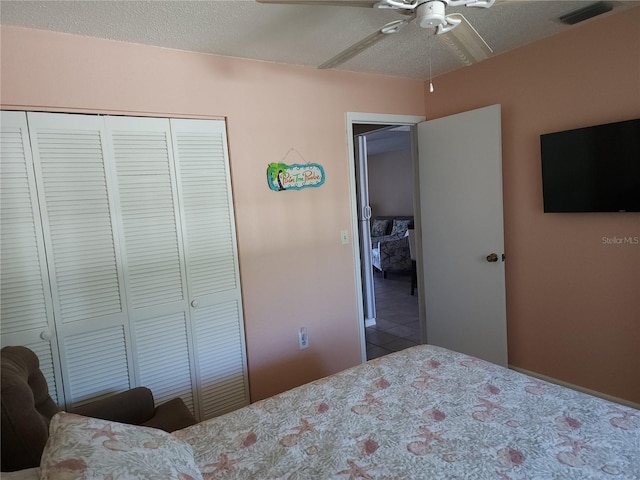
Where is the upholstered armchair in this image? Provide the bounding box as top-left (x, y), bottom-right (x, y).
top-left (371, 216), bottom-right (413, 277)
top-left (1, 345), bottom-right (197, 472)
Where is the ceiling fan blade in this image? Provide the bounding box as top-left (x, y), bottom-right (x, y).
top-left (438, 13), bottom-right (492, 65)
top-left (318, 18), bottom-right (412, 69)
top-left (491, 0), bottom-right (527, 6)
top-left (256, 0), bottom-right (379, 6)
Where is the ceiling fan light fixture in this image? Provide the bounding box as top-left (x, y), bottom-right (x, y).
top-left (416, 1), bottom-right (447, 28)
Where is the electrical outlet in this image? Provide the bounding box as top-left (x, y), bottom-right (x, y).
top-left (340, 230), bottom-right (349, 245)
top-left (298, 327), bottom-right (309, 349)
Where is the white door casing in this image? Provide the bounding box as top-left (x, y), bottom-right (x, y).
top-left (417, 105), bottom-right (507, 366)
top-left (346, 112), bottom-right (426, 363)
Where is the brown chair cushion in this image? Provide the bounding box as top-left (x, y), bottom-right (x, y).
top-left (142, 397), bottom-right (198, 432)
top-left (74, 388), bottom-right (197, 431)
top-left (73, 387), bottom-right (156, 425)
top-left (1, 346), bottom-right (60, 472)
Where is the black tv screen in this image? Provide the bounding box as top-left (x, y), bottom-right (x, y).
top-left (540, 118), bottom-right (640, 212)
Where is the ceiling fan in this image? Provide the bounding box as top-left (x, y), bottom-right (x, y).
top-left (256, 0), bottom-right (497, 69)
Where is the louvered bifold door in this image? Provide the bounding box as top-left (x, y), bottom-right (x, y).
top-left (0, 111), bottom-right (64, 404)
top-left (170, 119), bottom-right (249, 419)
top-left (105, 116), bottom-right (198, 415)
top-left (26, 112), bottom-right (132, 408)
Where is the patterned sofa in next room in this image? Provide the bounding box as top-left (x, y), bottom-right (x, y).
top-left (370, 216), bottom-right (413, 277)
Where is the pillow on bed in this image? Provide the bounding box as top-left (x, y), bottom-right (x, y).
top-left (371, 218), bottom-right (389, 237)
top-left (390, 218), bottom-right (411, 236)
top-left (40, 412), bottom-right (203, 480)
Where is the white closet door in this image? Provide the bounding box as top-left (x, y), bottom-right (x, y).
top-left (170, 119), bottom-right (249, 419)
top-left (105, 116), bottom-right (198, 414)
top-left (0, 111), bottom-right (64, 404)
top-left (27, 112), bottom-right (132, 408)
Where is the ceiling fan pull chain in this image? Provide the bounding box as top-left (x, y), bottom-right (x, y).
top-left (428, 35), bottom-right (434, 93)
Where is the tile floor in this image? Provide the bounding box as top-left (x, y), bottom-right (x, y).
top-left (366, 271), bottom-right (421, 360)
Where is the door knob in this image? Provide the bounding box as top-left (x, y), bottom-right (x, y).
top-left (191, 300), bottom-right (199, 308)
top-left (40, 330), bottom-right (53, 341)
top-left (486, 253), bottom-right (499, 263)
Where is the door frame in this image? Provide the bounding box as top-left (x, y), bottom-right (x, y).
top-left (346, 112), bottom-right (425, 363)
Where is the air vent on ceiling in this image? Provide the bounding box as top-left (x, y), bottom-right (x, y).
top-left (559, 1), bottom-right (613, 25)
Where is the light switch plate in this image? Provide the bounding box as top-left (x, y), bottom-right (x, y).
top-left (298, 327), bottom-right (309, 349)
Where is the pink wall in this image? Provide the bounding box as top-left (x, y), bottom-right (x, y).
top-left (1, 26), bottom-right (425, 402)
top-left (368, 149), bottom-right (415, 217)
top-left (425, 8), bottom-right (640, 403)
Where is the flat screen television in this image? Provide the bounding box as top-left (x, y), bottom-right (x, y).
top-left (540, 118), bottom-right (640, 212)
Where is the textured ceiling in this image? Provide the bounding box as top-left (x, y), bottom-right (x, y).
top-left (1, 1), bottom-right (638, 79)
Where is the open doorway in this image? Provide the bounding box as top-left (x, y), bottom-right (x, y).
top-left (349, 107), bottom-right (507, 367)
top-left (352, 123), bottom-right (421, 360)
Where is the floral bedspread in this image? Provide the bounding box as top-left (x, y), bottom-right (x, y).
top-left (174, 345), bottom-right (640, 479)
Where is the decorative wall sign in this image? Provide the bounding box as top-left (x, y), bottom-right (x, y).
top-left (267, 149), bottom-right (325, 191)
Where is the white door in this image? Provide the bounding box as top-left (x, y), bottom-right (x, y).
top-left (105, 116), bottom-right (198, 414)
top-left (417, 105), bottom-right (507, 366)
top-left (355, 135), bottom-right (376, 326)
top-left (0, 111), bottom-right (65, 404)
top-left (27, 112), bottom-right (134, 408)
top-left (170, 118), bottom-right (249, 419)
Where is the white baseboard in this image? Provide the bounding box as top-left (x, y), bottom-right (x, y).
top-left (509, 366), bottom-right (640, 410)
top-left (364, 318), bottom-right (376, 328)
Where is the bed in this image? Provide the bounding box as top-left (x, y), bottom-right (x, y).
top-left (13, 345), bottom-right (640, 479)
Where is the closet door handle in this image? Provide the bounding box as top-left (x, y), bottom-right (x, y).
top-left (191, 300), bottom-right (199, 308)
top-left (40, 330), bottom-right (53, 341)
top-left (361, 205), bottom-right (372, 221)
